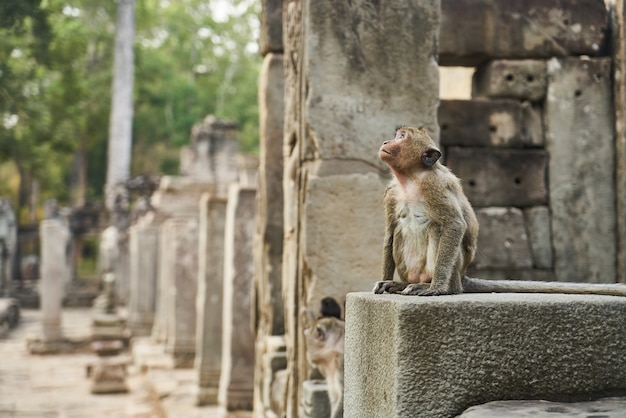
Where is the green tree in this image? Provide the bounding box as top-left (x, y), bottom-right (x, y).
top-left (0, 0), bottom-right (262, 217)
top-left (132, 0), bottom-right (262, 175)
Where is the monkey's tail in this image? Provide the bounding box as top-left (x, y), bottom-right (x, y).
top-left (461, 276), bottom-right (626, 297)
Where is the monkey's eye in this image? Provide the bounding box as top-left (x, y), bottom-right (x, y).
top-left (396, 131), bottom-right (405, 139)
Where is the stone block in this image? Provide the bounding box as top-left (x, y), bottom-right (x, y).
top-left (162, 217), bottom-right (199, 368)
top-left (466, 268), bottom-right (555, 282)
top-left (90, 359), bottom-right (129, 394)
top-left (259, 0), bottom-right (283, 55)
top-left (445, 147), bottom-right (548, 207)
top-left (345, 292), bottom-right (626, 418)
top-left (194, 194), bottom-right (227, 406)
top-left (262, 350), bottom-right (287, 413)
top-left (128, 215), bottom-right (159, 336)
top-left (473, 208), bottom-right (532, 270)
top-left (545, 58), bottom-right (615, 283)
top-left (459, 397), bottom-right (626, 417)
top-left (151, 176), bottom-right (215, 220)
top-left (302, 171), bottom-right (388, 308)
top-left (300, 380), bottom-right (331, 418)
top-left (218, 185), bottom-right (257, 411)
top-left (523, 206), bottom-right (553, 269)
top-left (439, 0), bottom-right (609, 66)
top-left (299, 0), bottom-right (440, 166)
top-left (271, 369), bottom-right (288, 416)
top-left (439, 99), bottom-right (543, 148)
top-left (472, 60), bottom-right (548, 102)
top-left (178, 116), bottom-right (239, 194)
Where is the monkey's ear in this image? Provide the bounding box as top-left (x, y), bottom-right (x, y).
top-left (421, 148), bottom-right (442, 167)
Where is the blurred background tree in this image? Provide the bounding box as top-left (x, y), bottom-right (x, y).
top-left (0, 0), bottom-right (261, 222)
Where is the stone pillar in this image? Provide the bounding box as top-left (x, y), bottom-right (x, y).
top-left (544, 58), bottom-right (616, 283)
top-left (179, 116), bottom-right (240, 196)
top-left (282, 0), bottom-right (440, 414)
top-left (160, 217), bottom-right (199, 368)
top-left (194, 194), bottom-right (228, 405)
top-left (39, 219), bottom-right (70, 342)
top-left (0, 199), bottom-right (17, 297)
top-left (254, 50), bottom-right (286, 417)
top-left (150, 176), bottom-right (215, 343)
top-left (128, 213), bottom-right (159, 336)
top-left (612, 0), bottom-right (626, 283)
top-left (218, 184), bottom-right (257, 411)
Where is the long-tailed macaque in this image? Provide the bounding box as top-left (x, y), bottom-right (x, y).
top-left (302, 298), bottom-right (345, 418)
top-left (373, 126), bottom-right (626, 297)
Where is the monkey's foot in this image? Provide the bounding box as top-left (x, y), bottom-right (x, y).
top-left (400, 283), bottom-right (432, 295)
top-left (373, 281), bottom-right (409, 294)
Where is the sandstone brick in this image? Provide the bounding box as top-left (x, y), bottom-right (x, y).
top-left (259, 0), bottom-right (283, 55)
top-left (472, 60), bottom-right (548, 102)
top-left (300, 0), bottom-right (440, 165)
top-left (466, 268), bottom-right (556, 282)
top-left (473, 208), bottom-right (532, 270)
top-left (302, 171), bottom-right (387, 308)
top-left (439, 0), bottom-right (609, 66)
top-left (545, 58), bottom-right (615, 283)
top-left (439, 99), bottom-right (543, 147)
top-left (445, 147), bottom-right (548, 207)
top-left (523, 206), bottom-right (553, 269)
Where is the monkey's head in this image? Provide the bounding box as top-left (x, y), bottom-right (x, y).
top-left (379, 126), bottom-right (442, 173)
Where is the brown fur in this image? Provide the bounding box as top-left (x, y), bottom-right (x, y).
top-left (374, 127), bottom-right (626, 297)
top-left (302, 308), bottom-right (344, 418)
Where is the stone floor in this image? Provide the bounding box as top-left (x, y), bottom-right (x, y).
top-left (0, 308), bottom-right (251, 418)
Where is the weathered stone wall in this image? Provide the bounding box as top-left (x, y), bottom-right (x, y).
top-left (613, 0), bottom-right (626, 284)
top-left (438, 0), bottom-right (618, 284)
top-left (282, 0), bottom-right (440, 415)
top-left (254, 2), bottom-right (287, 412)
top-left (257, 0), bottom-right (626, 417)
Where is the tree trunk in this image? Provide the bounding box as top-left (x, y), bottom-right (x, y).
top-left (105, 0), bottom-right (135, 212)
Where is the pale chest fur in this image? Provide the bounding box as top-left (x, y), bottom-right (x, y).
top-left (391, 181), bottom-right (437, 283)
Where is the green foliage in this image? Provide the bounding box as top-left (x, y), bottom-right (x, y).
top-left (0, 0), bottom-right (261, 214)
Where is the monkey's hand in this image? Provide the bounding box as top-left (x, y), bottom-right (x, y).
top-left (402, 283), bottom-right (451, 296)
top-left (373, 280), bottom-right (409, 294)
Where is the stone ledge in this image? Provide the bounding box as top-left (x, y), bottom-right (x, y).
top-left (344, 292), bottom-right (626, 418)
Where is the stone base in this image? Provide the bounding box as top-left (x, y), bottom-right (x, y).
top-left (172, 350), bottom-right (195, 368)
top-left (90, 379), bottom-right (129, 394)
top-left (300, 380), bottom-right (330, 418)
top-left (132, 337), bottom-right (174, 372)
top-left (92, 313), bottom-right (130, 342)
top-left (195, 385), bottom-right (219, 406)
top-left (460, 397), bottom-right (626, 417)
top-left (27, 337), bottom-right (89, 354)
top-left (89, 358), bottom-right (129, 394)
top-left (224, 387), bottom-right (254, 411)
top-left (345, 292), bottom-right (626, 418)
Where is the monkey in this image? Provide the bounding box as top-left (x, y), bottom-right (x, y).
top-left (301, 300), bottom-right (345, 418)
top-left (320, 296), bottom-right (342, 319)
top-left (373, 126), bottom-right (626, 297)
